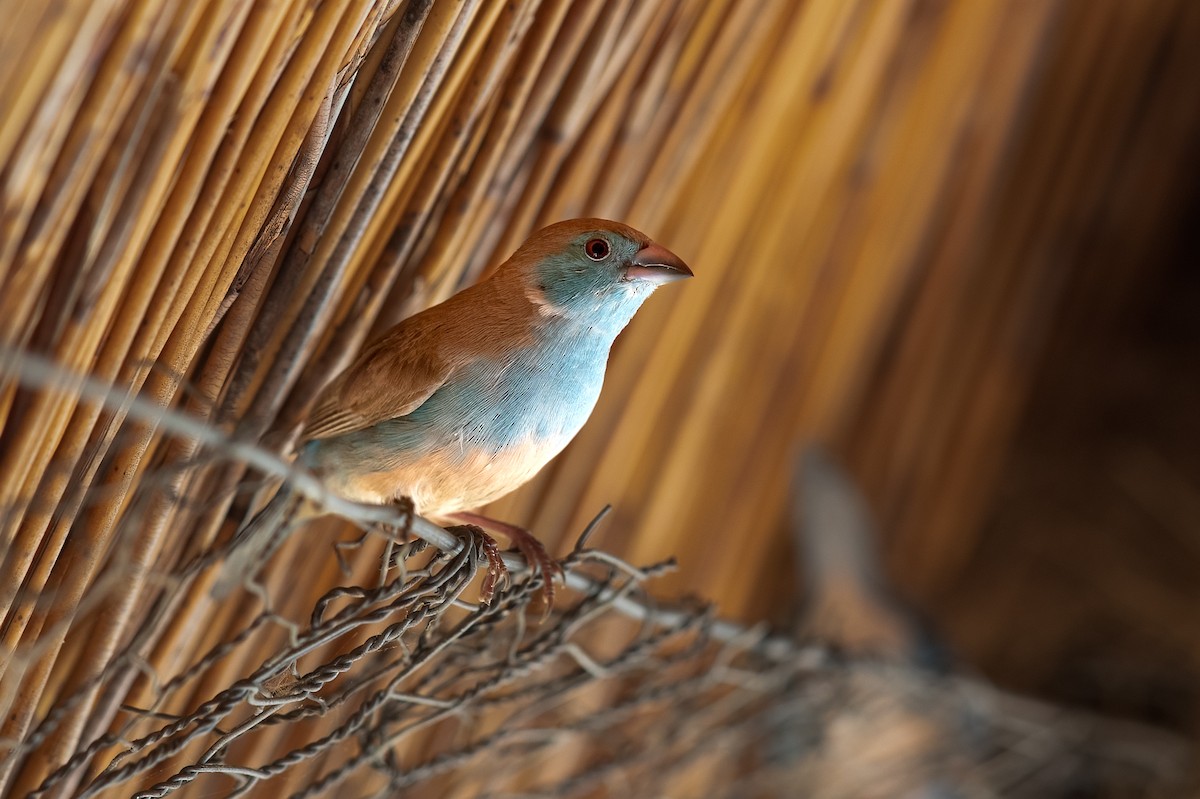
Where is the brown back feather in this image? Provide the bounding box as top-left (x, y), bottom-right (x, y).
top-left (300, 272), bottom-right (539, 442)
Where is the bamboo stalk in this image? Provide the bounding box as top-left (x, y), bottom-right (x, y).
top-left (2, 0), bottom-right (1198, 794)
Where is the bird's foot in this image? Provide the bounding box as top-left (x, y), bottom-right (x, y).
top-left (446, 512), bottom-right (564, 618)
top-left (446, 524), bottom-right (508, 605)
top-left (382, 496), bottom-right (416, 543)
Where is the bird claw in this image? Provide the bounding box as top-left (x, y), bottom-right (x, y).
top-left (508, 531), bottom-right (564, 620)
top-left (475, 531), bottom-right (508, 605)
top-left (445, 514), bottom-right (563, 619)
top-left (387, 496), bottom-right (416, 543)
top-left (447, 524), bottom-right (508, 605)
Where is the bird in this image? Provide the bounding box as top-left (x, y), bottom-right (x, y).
top-left (218, 218), bottom-right (692, 608)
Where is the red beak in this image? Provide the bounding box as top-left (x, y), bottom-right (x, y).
top-left (625, 242), bottom-right (693, 284)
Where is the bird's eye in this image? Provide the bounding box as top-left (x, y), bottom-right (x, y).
top-left (584, 237), bottom-right (610, 261)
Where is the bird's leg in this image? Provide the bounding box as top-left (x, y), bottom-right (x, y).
top-left (444, 524), bottom-right (507, 605)
top-left (445, 512), bottom-right (564, 615)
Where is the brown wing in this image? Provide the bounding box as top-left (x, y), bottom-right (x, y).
top-left (301, 320), bottom-right (453, 442)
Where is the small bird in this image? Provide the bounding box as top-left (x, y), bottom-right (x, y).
top-left (221, 218), bottom-right (692, 605)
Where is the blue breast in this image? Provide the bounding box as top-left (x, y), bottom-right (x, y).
top-left (417, 330), bottom-right (609, 451)
top-left (309, 325), bottom-right (612, 471)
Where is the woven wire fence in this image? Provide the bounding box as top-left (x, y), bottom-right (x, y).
top-left (1, 355), bottom-right (1191, 799)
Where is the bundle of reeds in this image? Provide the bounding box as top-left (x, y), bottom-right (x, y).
top-left (2, 0), bottom-right (1198, 795)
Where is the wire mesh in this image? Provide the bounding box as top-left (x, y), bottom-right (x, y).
top-left (0, 369), bottom-right (1190, 797)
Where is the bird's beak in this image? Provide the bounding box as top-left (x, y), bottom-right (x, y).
top-left (625, 242), bottom-right (693, 284)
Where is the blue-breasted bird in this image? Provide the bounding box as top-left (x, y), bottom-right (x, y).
top-left (220, 218), bottom-right (692, 604)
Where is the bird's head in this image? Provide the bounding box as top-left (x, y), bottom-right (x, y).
top-left (506, 218), bottom-right (692, 331)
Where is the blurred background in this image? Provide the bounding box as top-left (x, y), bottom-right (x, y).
top-left (1, 0), bottom-right (1199, 795)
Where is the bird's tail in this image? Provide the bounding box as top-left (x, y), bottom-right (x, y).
top-left (213, 484), bottom-right (302, 598)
